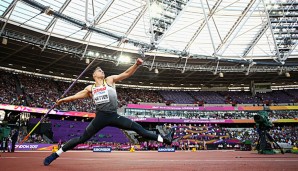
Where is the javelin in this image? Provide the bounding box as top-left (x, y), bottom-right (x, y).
top-left (20, 57), bottom-right (97, 143)
top-left (21, 40), bottom-right (120, 143)
top-left (20, 40), bottom-right (127, 144)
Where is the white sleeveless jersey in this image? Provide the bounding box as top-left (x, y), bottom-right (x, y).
top-left (91, 80), bottom-right (118, 112)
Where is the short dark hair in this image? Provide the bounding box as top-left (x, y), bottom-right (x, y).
top-left (93, 67), bottom-right (102, 73)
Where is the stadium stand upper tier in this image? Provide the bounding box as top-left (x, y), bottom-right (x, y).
top-left (1, 71), bottom-right (297, 113)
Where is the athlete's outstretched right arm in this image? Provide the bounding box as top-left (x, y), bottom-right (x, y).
top-left (56, 85), bottom-right (91, 106)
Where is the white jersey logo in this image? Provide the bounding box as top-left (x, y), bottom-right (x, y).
top-left (92, 86), bottom-right (110, 104)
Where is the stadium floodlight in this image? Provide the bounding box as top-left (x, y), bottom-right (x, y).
top-left (181, 68), bottom-right (185, 74)
top-left (87, 51), bottom-right (94, 57)
top-left (219, 72), bottom-right (224, 78)
top-left (85, 58), bottom-right (90, 64)
top-left (150, 2), bottom-right (163, 18)
top-left (265, 0), bottom-right (298, 62)
top-left (149, 0), bottom-right (190, 43)
top-left (2, 38), bottom-right (7, 45)
top-left (118, 55), bottom-right (131, 63)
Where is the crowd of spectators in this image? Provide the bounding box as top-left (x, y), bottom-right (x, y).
top-left (55, 81), bottom-right (97, 112)
top-left (117, 88), bottom-right (163, 105)
top-left (18, 75), bottom-right (60, 109)
top-left (1, 71), bottom-right (298, 113)
top-left (128, 110), bottom-right (298, 120)
top-left (13, 129), bottom-right (46, 144)
top-left (166, 123), bottom-right (298, 150)
top-left (191, 91), bottom-right (226, 104)
top-left (75, 124), bottom-right (298, 151)
top-left (0, 72), bottom-right (21, 105)
top-left (72, 141), bottom-right (133, 151)
top-left (1, 70), bottom-right (297, 152)
top-left (229, 125), bottom-right (298, 148)
top-left (5, 123), bottom-right (297, 151)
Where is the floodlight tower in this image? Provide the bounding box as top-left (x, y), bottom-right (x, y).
top-left (148, 0), bottom-right (190, 45)
top-left (263, 0), bottom-right (298, 63)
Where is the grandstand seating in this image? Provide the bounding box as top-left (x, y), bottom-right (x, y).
top-left (219, 91), bottom-right (259, 104)
top-left (2, 71), bottom-right (297, 151)
top-left (256, 91), bottom-right (293, 104)
top-left (190, 91), bottom-right (226, 104)
top-left (0, 72), bottom-right (20, 105)
top-left (170, 124), bottom-right (297, 149)
top-left (1, 71), bottom-right (298, 113)
top-left (159, 90), bottom-right (195, 104)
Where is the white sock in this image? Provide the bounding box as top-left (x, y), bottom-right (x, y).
top-left (56, 148), bottom-right (64, 156)
top-left (157, 135), bottom-right (163, 142)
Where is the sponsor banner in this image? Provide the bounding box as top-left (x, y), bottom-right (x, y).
top-left (0, 104), bottom-right (95, 118)
top-left (181, 119), bottom-right (230, 123)
top-left (125, 105), bottom-right (199, 111)
top-left (2, 104), bottom-right (298, 117)
top-left (130, 118), bottom-right (158, 122)
top-left (74, 144), bottom-right (137, 150)
top-left (15, 143), bottom-right (54, 151)
top-left (129, 104), bottom-right (298, 111)
top-left (232, 119), bottom-right (255, 123)
top-left (129, 118), bottom-right (297, 124)
top-left (93, 147), bottom-right (112, 152)
top-left (0, 104), bottom-right (58, 114)
top-left (128, 104), bottom-right (236, 111)
top-left (269, 106), bottom-right (298, 110)
top-left (1, 104), bottom-right (297, 124)
top-left (204, 106), bottom-right (235, 111)
top-left (128, 117), bottom-right (235, 123)
top-left (151, 105), bottom-right (200, 111)
top-left (75, 145), bottom-right (90, 150)
top-left (158, 147), bottom-right (175, 152)
top-left (274, 119), bottom-right (298, 123)
top-left (238, 106), bottom-right (264, 111)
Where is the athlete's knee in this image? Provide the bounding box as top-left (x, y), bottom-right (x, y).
top-left (131, 122), bottom-right (146, 134)
top-left (78, 136), bottom-right (88, 143)
top-left (80, 122), bottom-right (96, 141)
top-left (80, 130), bottom-right (93, 142)
top-left (131, 121), bottom-right (140, 130)
top-left (86, 122), bottom-right (96, 134)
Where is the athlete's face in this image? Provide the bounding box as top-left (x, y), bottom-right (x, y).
top-left (93, 67), bottom-right (105, 79)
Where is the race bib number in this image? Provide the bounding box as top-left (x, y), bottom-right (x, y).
top-left (93, 86), bottom-right (110, 104)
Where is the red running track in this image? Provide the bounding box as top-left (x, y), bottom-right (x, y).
top-left (0, 150), bottom-right (297, 171)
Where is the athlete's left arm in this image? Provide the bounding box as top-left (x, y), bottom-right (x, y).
top-left (55, 85), bottom-right (92, 106)
top-left (107, 58), bottom-right (143, 83)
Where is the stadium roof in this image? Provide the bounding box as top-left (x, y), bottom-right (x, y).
top-left (0, 0), bottom-right (297, 88)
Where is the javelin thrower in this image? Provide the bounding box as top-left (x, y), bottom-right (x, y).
top-left (43, 58), bottom-right (174, 166)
